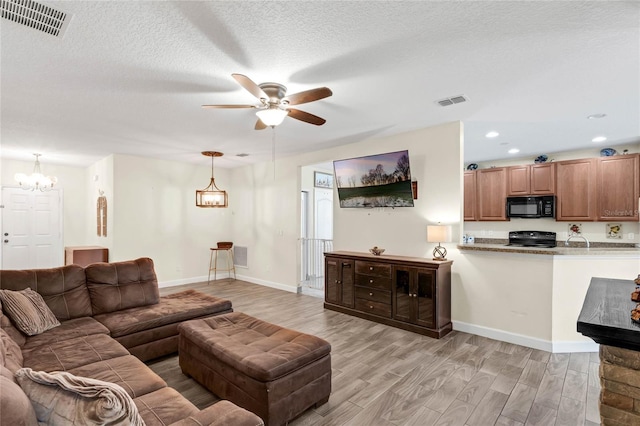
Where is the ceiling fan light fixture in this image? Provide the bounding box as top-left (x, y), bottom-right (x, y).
top-left (256, 108), bottom-right (288, 127)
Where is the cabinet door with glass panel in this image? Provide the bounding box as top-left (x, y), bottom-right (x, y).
top-left (393, 266), bottom-right (436, 328)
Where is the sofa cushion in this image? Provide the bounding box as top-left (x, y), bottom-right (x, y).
top-left (0, 265), bottom-right (92, 320)
top-left (69, 355), bottom-right (166, 399)
top-left (21, 317), bottom-right (110, 350)
top-left (135, 387), bottom-right (198, 426)
top-left (0, 328), bottom-right (23, 373)
top-left (94, 289), bottom-right (232, 338)
top-left (22, 333), bottom-right (129, 372)
top-left (16, 367), bottom-right (144, 426)
top-left (169, 400), bottom-right (264, 426)
top-left (0, 288), bottom-right (60, 336)
top-left (0, 302), bottom-right (26, 347)
top-left (86, 257), bottom-right (160, 315)
top-left (0, 372), bottom-right (38, 426)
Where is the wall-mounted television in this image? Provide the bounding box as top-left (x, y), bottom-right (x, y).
top-left (333, 150), bottom-right (414, 208)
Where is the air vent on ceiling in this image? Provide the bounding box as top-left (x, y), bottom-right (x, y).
top-left (437, 95), bottom-right (469, 107)
top-left (236, 153), bottom-right (250, 158)
top-left (1, 0), bottom-right (71, 37)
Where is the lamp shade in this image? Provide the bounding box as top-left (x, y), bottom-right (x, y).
top-left (256, 108), bottom-right (288, 126)
top-left (427, 225), bottom-right (452, 243)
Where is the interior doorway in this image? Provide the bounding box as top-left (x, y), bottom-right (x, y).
top-left (1, 187), bottom-right (63, 269)
top-left (299, 163), bottom-right (334, 297)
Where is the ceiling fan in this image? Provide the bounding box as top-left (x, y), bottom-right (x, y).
top-left (202, 74), bottom-right (332, 130)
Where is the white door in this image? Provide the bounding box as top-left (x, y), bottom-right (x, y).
top-left (314, 188), bottom-right (333, 240)
top-left (1, 187), bottom-right (63, 270)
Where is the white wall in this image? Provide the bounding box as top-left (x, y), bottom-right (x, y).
top-left (111, 154), bottom-right (232, 285)
top-left (229, 121), bottom-right (463, 291)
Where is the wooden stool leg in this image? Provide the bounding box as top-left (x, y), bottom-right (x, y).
top-left (230, 248), bottom-right (236, 280)
top-left (208, 249), bottom-right (214, 284)
top-left (214, 250), bottom-right (219, 281)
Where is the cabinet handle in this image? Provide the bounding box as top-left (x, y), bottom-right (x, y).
top-left (337, 280), bottom-right (341, 284)
top-left (369, 292), bottom-right (373, 296)
top-left (342, 262), bottom-right (352, 268)
top-left (369, 305), bottom-right (374, 309)
top-left (369, 279), bottom-right (374, 283)
top-left (369, 266), bottom-right (374, 271)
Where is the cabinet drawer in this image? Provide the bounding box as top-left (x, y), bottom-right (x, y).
top-left (355, 299), bottom-right (392, 318)
top-left (355, 274), bottom-right (392, 290)
top-left (355, 261), bottom-right (391, 278)
top-left (355, 286), bottom-right (391, 304)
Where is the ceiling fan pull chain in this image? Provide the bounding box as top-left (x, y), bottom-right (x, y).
top-left (272, 127), bottom-right (276, 180)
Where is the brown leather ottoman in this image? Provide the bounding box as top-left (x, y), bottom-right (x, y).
top-left (178, 312), bottom-right (331, 426)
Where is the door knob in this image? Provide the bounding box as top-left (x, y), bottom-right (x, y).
top-left (3, 233), bottom-right (7, 236)
top-left (3, 240), bottom-right (8, 243)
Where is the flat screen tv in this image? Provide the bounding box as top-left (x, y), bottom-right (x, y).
top-left (333, 150), bottom-right (414, 208)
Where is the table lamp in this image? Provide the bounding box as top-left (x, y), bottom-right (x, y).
top-left (427, 224), bottom-right (452, 261)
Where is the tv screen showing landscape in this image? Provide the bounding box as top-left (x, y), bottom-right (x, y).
top-left (333, 150), bottom-right (414, 208)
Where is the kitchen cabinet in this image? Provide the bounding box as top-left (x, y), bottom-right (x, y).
top-left (596, 154), bottom-right (639, 221)
top-left (324, 251), bottom-right (452, 338)
top-left (556, 158), bottom-right (597, 221)
top-left (324, 256), bottom-right (354, 308)
top-left (507, 164), bottom-right (555, 196)
top-left (477, 168), bottom-right (508, 221)
top-left (463, 171), bottom-right (477, 221)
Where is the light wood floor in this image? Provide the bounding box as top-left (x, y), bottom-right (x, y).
top-left (149, 279), bottom-right (601, 426)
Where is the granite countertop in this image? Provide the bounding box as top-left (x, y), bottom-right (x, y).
top-left (457, 241), bottom-right (640, 256)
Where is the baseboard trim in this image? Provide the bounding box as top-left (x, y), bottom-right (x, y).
top-left (159, 273), bottom-right (298, 293)
top-left (452, 321), bottom-right (598, 353)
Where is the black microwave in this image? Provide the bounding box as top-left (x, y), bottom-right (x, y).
top-left (506, 196), bottom-right (555, 218)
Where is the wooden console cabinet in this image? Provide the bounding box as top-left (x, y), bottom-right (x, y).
top-left (64, 246), bottom-right (108, 267)
top-left (324, 251), bottom-right (452, 338)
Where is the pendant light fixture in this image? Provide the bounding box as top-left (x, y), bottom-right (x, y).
top-left (14, 153), bottom-right (58, 191)
top-left (196, 151), bottom-right (228, 208)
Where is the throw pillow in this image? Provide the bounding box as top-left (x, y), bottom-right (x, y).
top-left (15, 368), bottom-right (144, 426)
top-left (0, 288), bottom-right (60, 336)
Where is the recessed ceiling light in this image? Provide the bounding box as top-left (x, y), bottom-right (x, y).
top-left (485, 131), bottom-right (500, 138)
top-left (592, 136), bottom-right (607, 143)
top-left (587, 113), bottom-right (607, 119)
top-left (508, 148), bottom-right (520, 154)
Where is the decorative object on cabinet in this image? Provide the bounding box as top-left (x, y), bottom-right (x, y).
top-left (14, 153), bottom-right (57, 192)
top-left (314, 171), bottom-right (333, 188)
top-left (369, 246), bottom-right (385, 256)
top-left (196, 151), bottom-right (228, 208)
top-left (568, 223), bottom-right (582, 235)
top-left (427, 224), bottom-right (452, 261)
top-left (600, 148), bottom-right (617, 157)
top-left (635, 275), bottom-right (640, 285)
top-left (324, 251), bottom-right (453, 338)
top-left (466, 163), bottom-right (478, 170)
top-left (534, 154), bottom-right (548, 164)
top-left (606, 223), bottom-right (622, 239)
top-left (333, 150), bottom-right (414, 208)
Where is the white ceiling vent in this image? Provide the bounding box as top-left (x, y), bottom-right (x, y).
top-left (437, 95), bottom-right (469, 107)
top-left (1, 0), bottom-right (71, 37)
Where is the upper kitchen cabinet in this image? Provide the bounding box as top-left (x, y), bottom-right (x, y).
top-left (507, 164), bottom-right (555, 196)
top-left (556, 158), bottom-right (597, 221)
top-left (463, 171), bottom-right (477, 221)
top-left (596, 154), bottom-right (639, 222)
top-left (477, 168), bottom-right (508, 221)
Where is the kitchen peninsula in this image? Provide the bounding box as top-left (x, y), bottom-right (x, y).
top-left (452, 242), bottom-right (640, 353)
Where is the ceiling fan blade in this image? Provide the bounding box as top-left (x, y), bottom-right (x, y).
top-left (201, 104), bottom-right (256, 109)
top-left (255, 119), bottom-right (267, 130)
top-left (284, 87), bottom-right (333, 106)
top-left (232, 73), bottom-right (268, 100)
top-left (287, 108), bottom-right (327, 126)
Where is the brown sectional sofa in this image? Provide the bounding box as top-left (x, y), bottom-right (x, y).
top-left (0, 257), bottom-right (263, 426)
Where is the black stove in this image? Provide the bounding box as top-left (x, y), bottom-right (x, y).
top-left (507, 231), bottom-right (557, 248)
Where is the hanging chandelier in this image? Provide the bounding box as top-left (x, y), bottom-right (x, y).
top-left (196, 151), bottom-right (228, 208)
top-left (14, 153), bottom-right (57, 191)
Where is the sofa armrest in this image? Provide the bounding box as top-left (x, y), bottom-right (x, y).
top-left (169, 400), bottom-right (263, 426)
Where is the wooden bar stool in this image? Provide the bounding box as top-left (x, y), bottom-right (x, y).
top-left (208, 242), bottom-right (236, 283)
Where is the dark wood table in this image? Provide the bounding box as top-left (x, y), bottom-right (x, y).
top-left (577, 276), bottom-right (640, 351)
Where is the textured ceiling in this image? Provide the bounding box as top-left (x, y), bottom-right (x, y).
top-left (1, 1), bottom-right (638, 168)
